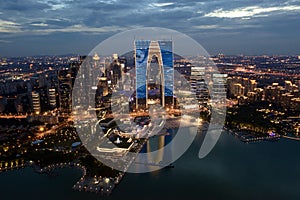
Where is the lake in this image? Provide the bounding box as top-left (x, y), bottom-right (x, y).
top-left (1, 131), bottom-right (300, 200)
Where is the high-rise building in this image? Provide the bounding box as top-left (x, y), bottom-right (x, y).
top-left (233, 83), bottom-right (244, 97)
top-left (134, 40), bottom-right (174, 108)
top-left (264, 83), bottom-right (285, 105)
top-left (48, 88), bottom-right (57, 109)
top-left (110, 57), bottom-right (122, 86)
top-left (97, 77), bottom-right (109, 97)
top-left (92, 53), bottom-right (101, 86)
top-left (190, 66), bottom-right (209, 104)
top-left (284, 80), bottom-right (298, 93)
top-left (249, 80), bottom-right (257, 93)
top-left (211, 73), bottom-right (227, 103)
top-left (58, 69), bottom-right (72, 114)
top-left (39, 88), bottom-right (49, 112)
top-left (31, 91), bottom-right (41, 114)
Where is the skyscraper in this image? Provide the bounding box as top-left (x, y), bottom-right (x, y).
top-left (58, 69), bottom-right (72, 114)
top-left (190, 66), bottom-right (209, 105)
top-left (48, 88), bottom-right (57, 109)
top-left (31, 91), bottom-right (41, 114)
top-left (134, 40), bottom-right (174, 109)
top-left (212, 73), bottom-right (227, 103)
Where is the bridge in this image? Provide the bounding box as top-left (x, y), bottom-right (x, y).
top-left (281, 135), bottom-right (300, 141)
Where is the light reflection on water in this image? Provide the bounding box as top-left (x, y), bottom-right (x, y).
top-left (1, 131), bottom-right (300, 200)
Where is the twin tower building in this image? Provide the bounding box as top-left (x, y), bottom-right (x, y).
top-left (134, 40), bottom-right (174, 109)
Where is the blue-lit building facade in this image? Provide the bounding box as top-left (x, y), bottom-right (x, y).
top-left (134, 40), bottom-right (174, 108)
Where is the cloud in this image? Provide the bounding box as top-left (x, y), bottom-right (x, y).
top-left (1, 0), bottom-right (300, 56)
top-left (192, 24), bottom-right (262, 33)
top-left (41, 0), bottom-right (69, 11)
top-left (0, 0), bottom-right (51, 11)
top-left (151, 2), bottom-right (175, 7)
top-left (0, 19), bottom-right (21, 33)
top-left (193, 25), bottom-right (219, 29)
top-left (0, 39), bottom-right (11, 43)
top-left (205, 5), bottom-right (300, 19)
top-left (30, 23), bottom-right (48, 27)
top-left (32, 24), bottom-right (129, 34)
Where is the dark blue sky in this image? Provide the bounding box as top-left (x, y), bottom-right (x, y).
top-left (0, 0), bottom-right (300, 57)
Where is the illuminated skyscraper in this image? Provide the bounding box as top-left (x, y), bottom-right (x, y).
top-left (48, 88), bottom-right (57, 109)
top-left (190, 66), bottom-right (209, 105)
top-left (212, 73), bottom-right (227, 103)
top-left (134, 40), bottom-right (174, 108)
top-left (58, 69), bottom-right (72, 114)
top-left (31, 91), bottom-right (41, 114)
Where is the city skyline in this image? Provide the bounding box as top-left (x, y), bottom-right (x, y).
top-left (0, 48), bottom-right (299, 197)
top-left (0, 1), bottom-right (300, 199)
top-left (0, 0), bottom-right (300, 57)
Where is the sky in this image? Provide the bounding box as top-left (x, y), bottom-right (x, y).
top-left (0, 0), bottom-right (300, 57)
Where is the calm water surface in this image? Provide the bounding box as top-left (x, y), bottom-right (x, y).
top-left (1, 132), bottom-right (300, 200)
